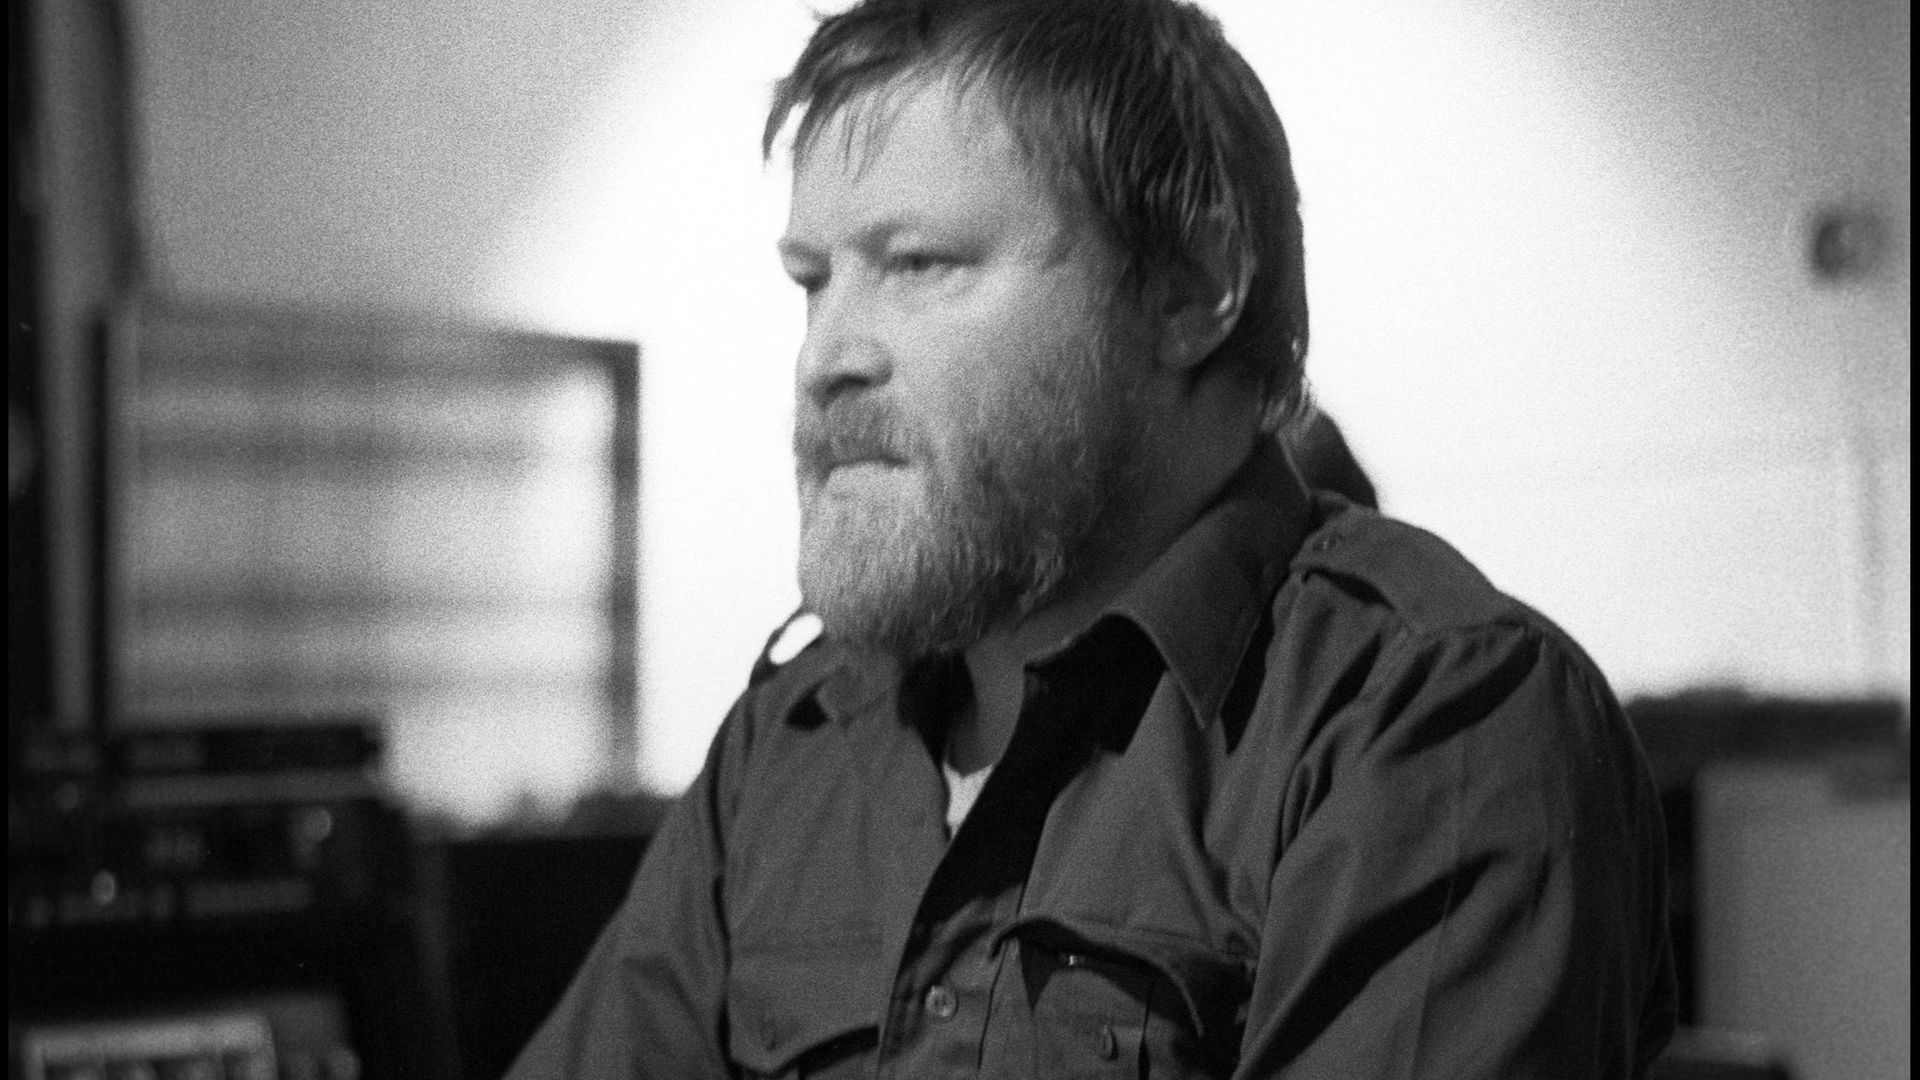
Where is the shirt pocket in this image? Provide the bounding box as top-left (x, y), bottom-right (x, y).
top-left (1019, 938), bottom-right (1152, 1079)
top-left (1004, 917), bottom-right (1248, 1080)
top-left (726, 945), bottom-right (879, 1080)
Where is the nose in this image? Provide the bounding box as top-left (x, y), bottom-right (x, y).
top-left (797, 277), bottom-right (890, 407)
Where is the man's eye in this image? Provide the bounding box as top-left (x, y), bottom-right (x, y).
top-left (788, 270), bottom-right (826, 295)
top-left (888, 252), bottom-right (955, 276)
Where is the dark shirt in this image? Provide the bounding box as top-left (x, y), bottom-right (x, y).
top-left (509, 443), bottom-right (1677, 1079)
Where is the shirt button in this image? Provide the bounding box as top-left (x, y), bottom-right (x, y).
top-left (924, 983), bottom-right (958, 1020)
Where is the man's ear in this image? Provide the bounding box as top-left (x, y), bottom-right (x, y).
top-left (1153, 214), bottom-right (1255, 374)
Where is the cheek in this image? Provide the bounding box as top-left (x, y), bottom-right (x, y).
top-left (891, 274), bottom-right (1110, 436)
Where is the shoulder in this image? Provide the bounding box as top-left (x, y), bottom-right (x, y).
top-left (1260, 496), bottom-right (1623, 743)
top-left (1286, 495), bottom-right (1518, 636)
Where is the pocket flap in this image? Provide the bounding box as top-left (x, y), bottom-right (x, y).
top-left (997, 914), bottom-right (1250, 1048)
top-left (726, 947), bottom-right (879, 1074)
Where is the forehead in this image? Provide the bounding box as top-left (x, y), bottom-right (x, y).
top-left (784, 77), bottom-right (1086, 255)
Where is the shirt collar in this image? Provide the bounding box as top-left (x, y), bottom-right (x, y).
top-left (813, 648), bottom-right (899, 729)
top-left (1099, 439), bottom-right (1313, 727)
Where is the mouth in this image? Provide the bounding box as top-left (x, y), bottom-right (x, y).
top-left (796, 402), bottom-right (918, 492)
top-left (828, 450), bottom-right (908, 471)
top-left (818, 456), bottom-right (909, 494)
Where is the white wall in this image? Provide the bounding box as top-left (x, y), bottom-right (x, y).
top-left (1233, 0), bottom-right (1910, 703)
top-left (132, 0), bottom-right (1910, 801)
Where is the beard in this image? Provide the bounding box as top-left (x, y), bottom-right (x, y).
top-left (793, 333), bottom-right (1147, 660)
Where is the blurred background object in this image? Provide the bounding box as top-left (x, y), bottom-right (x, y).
top-left (11, 717), bottom-right (456, 1078)
top-left (106, 301), bottom-right (640, 826)
top-left (1632, 694), bottom-right (1909, 1080)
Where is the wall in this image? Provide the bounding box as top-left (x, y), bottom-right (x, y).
top-left (1235, 0), bottom-right (1910, 706)
top-left (128, 0), bottom-right (1909, 801)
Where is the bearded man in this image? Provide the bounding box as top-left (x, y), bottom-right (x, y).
top-left (510, 0), bottom-right (1676, 1076)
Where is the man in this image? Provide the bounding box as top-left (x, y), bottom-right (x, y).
top-left (510, 0), bottom-right (1676, 1076)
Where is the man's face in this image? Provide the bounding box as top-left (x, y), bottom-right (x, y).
top-left (780, 78), bottom-right (1155, 658)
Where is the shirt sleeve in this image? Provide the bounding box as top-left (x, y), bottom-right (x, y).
top-left (504, 696), bottom-right (749, 1080)
top-left (1236, 621), bottom-right (1676, 1079)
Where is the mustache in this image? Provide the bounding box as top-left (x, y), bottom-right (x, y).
top-left (794, 399), bottom-right (922, 473)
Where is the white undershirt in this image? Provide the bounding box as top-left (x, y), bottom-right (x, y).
top-left (941, 758), bottom-right (994, 837)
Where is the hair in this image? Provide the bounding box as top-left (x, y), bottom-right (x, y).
top-left (764, 0), bottom-right (1311, 431)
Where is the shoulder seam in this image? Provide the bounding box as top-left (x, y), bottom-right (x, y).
top-left (1290, 511), bottom-right (1516, 635)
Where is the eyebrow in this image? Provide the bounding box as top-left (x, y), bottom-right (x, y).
top-left (777, 216), bottom-right (937, 262)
